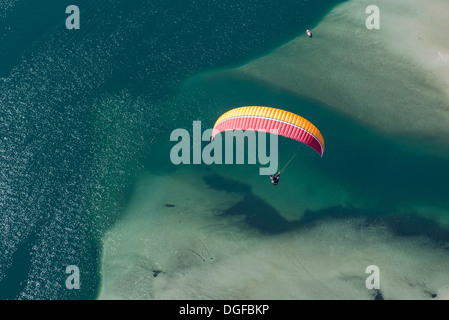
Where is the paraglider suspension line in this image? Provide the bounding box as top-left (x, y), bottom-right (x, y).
top-left (280, 145), bottom-right (301, 174)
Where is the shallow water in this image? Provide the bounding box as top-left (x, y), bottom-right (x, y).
top-left (97, 65), bottom-right (449, 299)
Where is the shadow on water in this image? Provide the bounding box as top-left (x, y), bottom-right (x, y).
top-left (203, 174), bottom-right (252, 194)
top-left (203, 173), bottom-right (449, 245)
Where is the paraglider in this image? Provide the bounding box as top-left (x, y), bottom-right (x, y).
top-left (211, 106), bottom-right (325, 185)
top-left (270, 172), bottom-right (281, 186)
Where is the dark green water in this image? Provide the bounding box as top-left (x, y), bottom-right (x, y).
top-left (0, 0), bottom-right (347, 300)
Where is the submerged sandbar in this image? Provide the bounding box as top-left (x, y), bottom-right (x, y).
top-left (227, 0), bottom-right (449, 153)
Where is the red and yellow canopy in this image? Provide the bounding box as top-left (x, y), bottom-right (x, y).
top-left (212, 106), bottom-right (325, 157)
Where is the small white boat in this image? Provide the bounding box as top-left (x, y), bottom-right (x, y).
top-left (306, 29), bottom-right (312, 38)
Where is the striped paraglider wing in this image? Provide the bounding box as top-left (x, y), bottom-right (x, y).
top-left (212, 106), bottom-right (325, 157)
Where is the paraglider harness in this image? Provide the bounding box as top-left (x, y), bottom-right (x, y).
top-left (270, 173), bottom-right (281, 185)
top-left (269, 145), bottom-right (302, 186)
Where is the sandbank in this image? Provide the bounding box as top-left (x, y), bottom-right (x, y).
top-left (226, 0), bottom-right (449, 152)
top-left (97, 168), bottom-right (449, 300)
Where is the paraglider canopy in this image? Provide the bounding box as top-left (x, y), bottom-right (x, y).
top-left (212, 106), bottom-right (325, 157)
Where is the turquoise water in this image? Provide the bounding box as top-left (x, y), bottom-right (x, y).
top-left (0, 0), bottom-right (350, 300)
